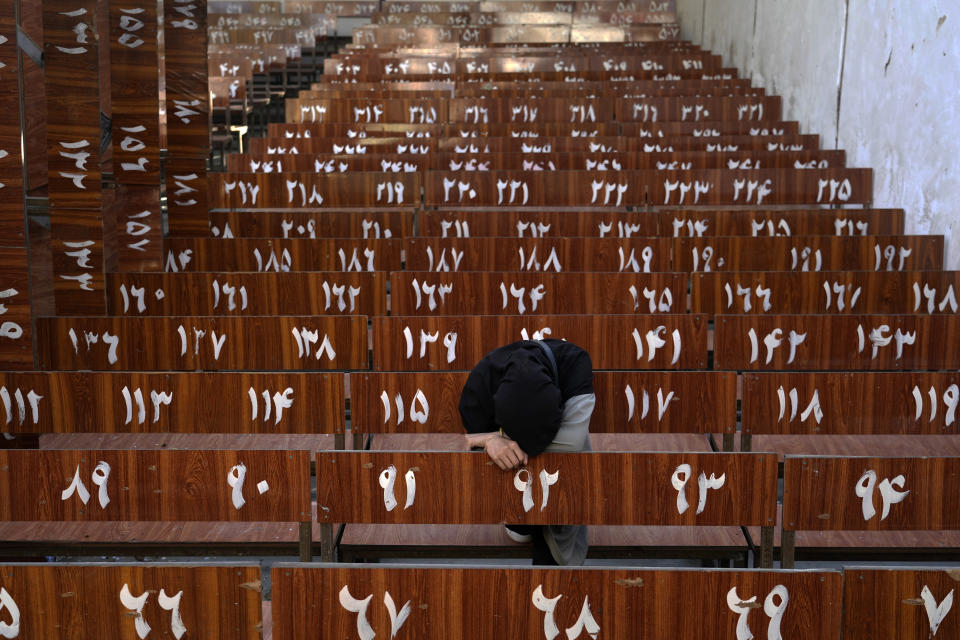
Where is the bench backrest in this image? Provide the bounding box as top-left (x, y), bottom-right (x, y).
top-left (0, 372), bottom-right (344, 434)
top-left (714, 315), bottom-right (960, 371)
top-left (316, 450), bottom-right (777, 526)
top-left (271, 564), bottom-right (841, 640)
top-left (0, 564), bottom-right (262, 640)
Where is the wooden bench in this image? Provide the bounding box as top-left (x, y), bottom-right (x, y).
top-left (161, 238), bottom-right (403, 272)
top-left (226, 151), bottom-right (429, 173)
top-left (841, 568), bottom-right (960, 640)
top-left (664, 208), bottom-right (904, 237)
top-left (0, 449), bottom-right (314, 558)
top-left (271, 564), bottom-right (842, 639)
top-left (675, 236), bottom-right (943, 272)
top-left (391, 271), bottom-right (687, 315)
top-left (692, 271), bottom-right (960, 315)
top-left (739, 372), bottom-right (960, 459)
top-left (372, 314), bottom-right (708, 369)
top-left (405, 238), bottom-right (672, 271)
top-left (208, 209), bottom-right (414, 239)
top-left (714, 315), bottom-right (960, 371)
top-left (418, 209), bottom-right (659, 237)
top-left (35, 316), bottom-right (368, 371)
top-left (0, 248), bottom-right (31, 370)
top-left (0, 563), bottom-right (262, 638)
top-left (106, 272), bottom-right (387, 316)
top-left (350, 369), bottom-right (733, 453)
top-left (208, 173), bottom-right (421, 208)
top-left (318, 450), bottom-right (777, 564)
top-left (781, 455), bottom-right (960, 566)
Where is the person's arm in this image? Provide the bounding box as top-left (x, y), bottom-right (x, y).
top-left (465, 431), bottom-right (529, 470)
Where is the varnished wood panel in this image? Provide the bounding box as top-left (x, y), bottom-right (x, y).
top-left (226, 152), bottom-right (429, 174)
top-left (614, 96), bottom-right (781, 121)
top-left (418, 209), bottom-right (659, 237)
top-left (162, 238), bottom-right (402, 272)
top-left (246, 135), bottom-right (438, 156)
top-left (354, 370), bottom-right (735, 435)
top-left (0, 0), bottom-right (24, 245)
top-left (316, 451), bottom-right (778, 526)
top-left (105, 185), bottom-right (163, 272)
top-left (842, 569), bottom-right (960, 640)
top-left (285, 97), bottom-right (449, 124)
top-left (652, 169), bottom-right (873, 206)
top-left (350, 371), bottom-right (470, 433)
top-left (425, 170), bottom-right (646, 207)
top-left (372, 314), bottom-right (708, 370)
top-left (208, 209), bottom-right (414, 239)
top-left (662, 208), bottom-right (904, 237)
top-left (208, 173), bottom-right (420, 208)
top-left (448, 97), bottom-right (615, 122)
top-left (443, 122), bottom-right (620, 137)
top-left (431, 136), bottom-right (816, 154)
top-left (742, 372), bottom-right (960, 436)
top-left (109, 0), bottom-right (161, 184)
top-left (0, 371), bottom-right (344, 434)
top-left (35, 316), bottom-right (368, 370)
top-left (676, 236), bottom-right (942, 272)
top-left (272, 565), bottom-right (841, 640)
top-left (0, 564), bottom-right (261, 640)
top-left (106, 272), bottom-right (386, 316)
top-left (429, 149), bottom-right (846, 171)
top-left (714, 315), bottom-right (960, 371)
top-left (50, 210), bottom-right (107, 315)
top-left (619, 119), bottom-right (798, 137)
top-left (693, 272), bottom-right (960, 315)
top-left (592, 371), bottom-right (737, 434)
top-left (0, 449), bottom-right (310, 521)
top-left (44, 0), bottom-right (102, 208)
top-left (783, 456), bottom-right (960, 531)
top-left (164, 0), bottom-right (208, 159)
top-left (405, 238), bottom-right (671, 272)
top-left (166, 157), bottom-right (210, 235)
top-left (391, 272), bottom-right (687, 315)
top-left (0, 248), bottom-right (32, 369)
top-left (266, 122), bottom-right (442, 139)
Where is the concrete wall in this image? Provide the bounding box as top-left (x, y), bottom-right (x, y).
top-left (676, 0), bottom-right (960, 269)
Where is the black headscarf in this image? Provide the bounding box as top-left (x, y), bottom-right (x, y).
top-left (459, 340), bottom-right (592, 456)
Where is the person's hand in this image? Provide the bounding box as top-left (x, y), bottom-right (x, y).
top-left (465, 432), bottom-right (493, 450)
top-left (485, 435), bottom-right (528, 470)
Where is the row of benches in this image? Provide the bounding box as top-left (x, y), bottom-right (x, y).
top-left (4, 563), bottom-right (954, 640)
top-left (0, 449), bottom-right (958, 566)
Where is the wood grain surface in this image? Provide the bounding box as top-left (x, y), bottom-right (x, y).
top-left (208, 173), bottom-right (421, 208)
top-left (50, 210), bottom-right (107, 315)
top-left (285, 97), bottom-right (449, 123)
top-left (841, 568), bottom-right (960, 640)
top-left (271, 565), bottom-right (841, 640)
top-left (390, 272), bottom-right (687, 315)
top-left (714, 315), bottom-right (960, 371)
top-left (675, 236), bottom-right (943, 272)
top-left (424, 170), bottom-right (647, 207)
top-left (166, 157), bottom-right (210, 235)
top-left (0, 0), bottom-right (24, 246)
top-left (315, 451), bottom-right (778, 526)
top-left (0, 248), bottom-right (33, 369)
top-left (207, 209), bottom-right (414, 239)
top-left (106, 185), bottom-right (163, 272)
top-left (161, 238), bottom-right (402, 272)
top-left (226, 152), bottom-right (430, 174)
top-left (0, 371), bottom-right (344, 434)
top-left (164, 0), bottom-right (209, 159)
top-left (0, 564), bottom-right (262, 640)
top-left (692, 271), bottom-right (960, 315)
top-left (44, 0), bottom-right (102, 209)
top-left (35, 316), bottom-right (369, 370)
top-left (417, 209), bottom-right (659, 237)
top-left (372, 314), bottom-right (708, 370)
top-left (350, 371), bottom-right (470, 433)
top-left (109, 0), bottom-right (161, 184)
top-left (0, 449), bottom-right (310, 522)
top-left (742, 372), bottom-right (960, 435)
top-left (106, 272), bottom-right (387, 316)
top-left (404, 238), bottom-right (672, 272)
top-left (782, 456), bottom-right (960, 531)
top-left (661, 208), bottom-right (904, 237)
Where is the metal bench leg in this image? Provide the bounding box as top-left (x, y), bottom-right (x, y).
top-left (781, 529), bottom-right (796, 569)
top-left (299, 521), bottom-right (312, 562)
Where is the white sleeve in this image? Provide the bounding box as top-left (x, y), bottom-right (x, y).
top-left (546, 393), bottom-right (595, 453)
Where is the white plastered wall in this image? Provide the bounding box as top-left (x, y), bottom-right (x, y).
top-left (676, 0), bottom-right (960, 269)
